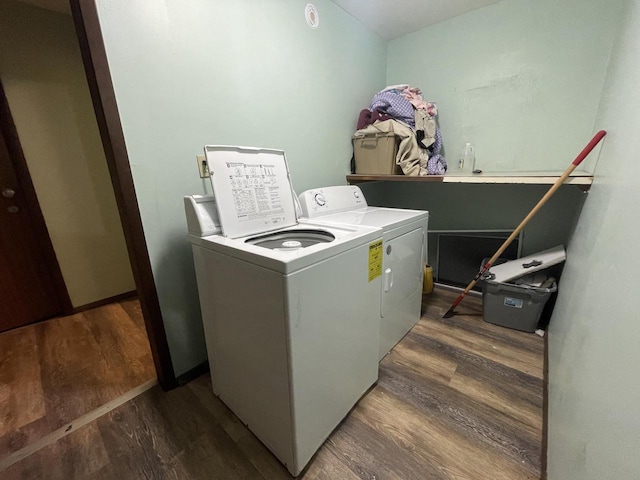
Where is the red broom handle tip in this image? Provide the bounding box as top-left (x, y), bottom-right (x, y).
top-left (572, 130), bottom-right (607, 166)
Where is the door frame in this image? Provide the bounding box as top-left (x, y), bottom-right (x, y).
top-left (70, 0), bottom-right (177, 390)
top-left (0, 83), bottom-right (73, 316)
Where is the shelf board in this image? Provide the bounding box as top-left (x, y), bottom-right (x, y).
top-left (346, 171), bottom-right (594, 188)
top-left (347, 174), bottom-right (444, 184)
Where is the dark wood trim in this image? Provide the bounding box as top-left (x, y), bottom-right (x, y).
top-left (541, 332), bottom-right (549, 480)
top-left (176, 361), bottom-right (210, 387)
top-left (0, 82), bottom-right (73, 315)
top-left (72, 290), bottom-right (137, 314)
top-left (70, 0), bottom-right (177, 390)
top-left (347, 174), bottom-right (445, 184)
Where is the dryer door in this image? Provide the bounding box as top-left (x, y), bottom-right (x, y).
top-left (381, 228), bottom-right (424, 318)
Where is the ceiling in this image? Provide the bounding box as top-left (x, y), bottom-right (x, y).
top-left (331, 0), bottom-right (504, 40)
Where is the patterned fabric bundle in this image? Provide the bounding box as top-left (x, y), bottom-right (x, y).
top-left (379, 84), bottom-right (438, 117)
top-left (426, 127), bottom-right (447, 175)
top-left (369, 91), bottom-right (416, 128)
top-left (355, 83), bottom-right (447, 176)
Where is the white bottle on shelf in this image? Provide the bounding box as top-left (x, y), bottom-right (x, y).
top-left (458, 143), bottom-right (475, 174)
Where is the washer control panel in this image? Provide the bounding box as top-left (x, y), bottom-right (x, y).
top-left (184, 195), bottom-right (221, 236)
top-left (298, 185), bottom-right (367, 218)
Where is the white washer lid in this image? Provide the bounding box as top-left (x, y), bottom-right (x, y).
top-left (310, 207), bottom-right (427, 230)
top-left (205, 146), bottom-right (297, 238)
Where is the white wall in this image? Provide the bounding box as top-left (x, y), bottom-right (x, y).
top-left (547, 0), bottom-right (640, 477)
top-left (95, 0), bottom-right (387, 376)
top-left (0, 1), bottom-right (135, 307)
top-left (386, 0), bottom-right (622, 173)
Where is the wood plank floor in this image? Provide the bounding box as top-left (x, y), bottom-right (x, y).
top-left (0, 298), bottom-right (156, 462)
top-left (1, 288), bottom-right (544, 479)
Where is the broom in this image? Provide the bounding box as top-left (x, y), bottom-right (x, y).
top-left (443, 130), bottom-right (607, 319)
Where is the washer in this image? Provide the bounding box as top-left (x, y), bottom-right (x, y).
top-left (299, 185), bottom-right (429, 360)
top-left (185, 147), bottom-right (383, 476)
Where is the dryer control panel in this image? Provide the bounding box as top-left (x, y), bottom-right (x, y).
top-left (298, 185), bottom-right (367, 218)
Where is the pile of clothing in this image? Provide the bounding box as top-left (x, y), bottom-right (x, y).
top-left (354, 84), bottom-right (446, 175)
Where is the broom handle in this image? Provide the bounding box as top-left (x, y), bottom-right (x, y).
top-left (457, 130), bottom-right (607, 297)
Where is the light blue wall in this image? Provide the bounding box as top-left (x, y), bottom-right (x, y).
top-left (547, 0), bottom-right (640, 477)
top-left (386, 0), bottom-right (622, 173)
top-left (95, 0), bottom-right (387, 376)
top-left (365, 0), bottom-right (622, 265)
top-left (95, 0), bottom-right (627, 385)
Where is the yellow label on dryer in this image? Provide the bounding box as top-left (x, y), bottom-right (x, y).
top-left (368, 240), bottom-right (383, 282)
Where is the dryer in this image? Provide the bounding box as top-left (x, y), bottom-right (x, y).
top-left (185, 147), bottom-right (383, 476)
top-left (299, 185), bottom-right (429, 360)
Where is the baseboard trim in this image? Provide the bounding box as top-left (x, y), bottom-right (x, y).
top-left (176, 361), bottom-right (210, 386)
top-left (72, 290), bottom-right (137, 314)
top-left (0, 378), bottom-right (157, 472)
top-left (433, 282), bottom-right (482, 297)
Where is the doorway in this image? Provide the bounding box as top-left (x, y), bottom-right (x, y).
top-left (0, 86), bottom-right (71, 332)
top-left (0, 0), bottom-right (166, 470)
top-left (0, 0), bottom-right (174, 390)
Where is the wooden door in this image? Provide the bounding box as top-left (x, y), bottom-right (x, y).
top-left (0, 87), bottom-right (69, 332)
